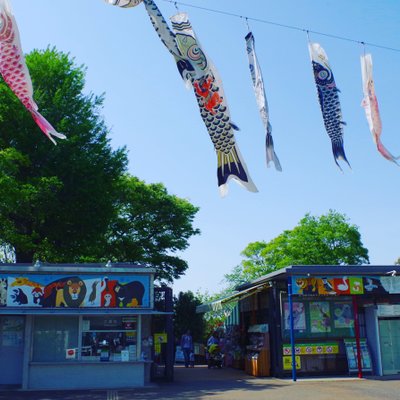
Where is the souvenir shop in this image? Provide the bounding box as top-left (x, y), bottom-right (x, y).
top-left (0, 262), bottom-right (173, 390)
top-left (198, 265), bottom-right (400, 379)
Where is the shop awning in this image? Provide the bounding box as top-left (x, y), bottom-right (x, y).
top-left (196, 282), bottom-right (269, 313)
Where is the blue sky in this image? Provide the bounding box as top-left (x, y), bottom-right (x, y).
top-left (10, 0), bottom-right (400, 295)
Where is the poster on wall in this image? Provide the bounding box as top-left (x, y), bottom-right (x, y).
top-left (309, 302), bottom-right (331, 333)
top-left (333, 302), bottom-right (354, 329)
top-left (283, 355), bottom-right (301, 370)
top-left (344, 339), bottom-right (373, 372)
top-left (0, 274), bottom-right (150, 308)
top-left (283, 302), bottom-right (306, 331)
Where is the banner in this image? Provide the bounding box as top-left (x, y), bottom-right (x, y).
top-left (283, 342), bottom-right (339, 356)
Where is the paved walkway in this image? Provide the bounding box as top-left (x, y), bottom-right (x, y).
top-left (1, 365), bottom-right (400, 399)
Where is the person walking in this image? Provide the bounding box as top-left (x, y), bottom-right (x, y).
top-left (180, 329), bottom-right (193, 368)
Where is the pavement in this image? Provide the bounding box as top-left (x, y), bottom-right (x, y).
top-left (1, 365), bottom-right (400, 400)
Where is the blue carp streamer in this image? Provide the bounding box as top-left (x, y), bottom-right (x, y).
top-left (309, 42), bottom-right (350, 171)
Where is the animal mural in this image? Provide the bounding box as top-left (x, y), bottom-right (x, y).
top-left (101, 278), bottom-right (118, 307)
top-left (31, 287), bottom-right (43, 304)
top-left (294, 277), bottom-right (318, 295)
top-left (41, 276), bottom-right (87, 307)
top-left (1, 274), bottom-right (148, 308)
top-left (114, 281), bottom-right (145, 307)
top-left (11, 288), bottom-right (28, 305)
top-left (7, 276), bottom-right (43, 307)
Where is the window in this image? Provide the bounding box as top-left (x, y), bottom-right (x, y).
top-left (81, 316), bottom-right (138, 361)
top-left (32, 317), bottom-right (78, 362)
top-left (32, 316), bottom-right (139, 362)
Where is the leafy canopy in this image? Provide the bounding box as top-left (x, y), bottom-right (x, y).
top-left (225, 210), bottom-right (369, 289)
top-left (105, 176), bottom-right (200, 283)
top-left (0, 48), bottom-right (200, 284)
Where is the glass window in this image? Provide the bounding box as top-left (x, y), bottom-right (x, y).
top-left (81, 316), bottom-right (137, 361)
top-left (32, 317), bottom-right (78, 362)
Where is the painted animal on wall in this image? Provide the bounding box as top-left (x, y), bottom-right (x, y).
top-left (11, 288), bottom-right (28, 305)
top-left (100, 278), bottom-right (118, 307)
top-left (41, 276), bottom-right (87, 307)
top-left (0, 278), bottom-right (7, 306)
top-left (31, 287), bottom-right (43, 304)
top-left (1, 274), bottom-right (148, 307)
top-left (114, 281), bottom-right (145, 307)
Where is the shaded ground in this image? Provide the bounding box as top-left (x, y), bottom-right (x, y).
top-left (1, 365), bottom-right (400, 399)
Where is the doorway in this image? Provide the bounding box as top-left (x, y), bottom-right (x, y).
top-left (0, 316), bottom-right (25, 386)
top-left (379, 318), bottom-right (400, 375)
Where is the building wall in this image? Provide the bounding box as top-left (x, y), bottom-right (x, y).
top-left (28, 362), bottom-right (146, 389)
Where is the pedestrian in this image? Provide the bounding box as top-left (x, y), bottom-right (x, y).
top-left (189, 350), bottom-right (195, 368)
top-left (180, 329), bottom-right (193, 368)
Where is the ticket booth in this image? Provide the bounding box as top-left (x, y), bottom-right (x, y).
top-left (0, 262), bottom-right (172, 390)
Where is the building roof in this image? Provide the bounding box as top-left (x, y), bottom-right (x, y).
top-left (0, 262), bottom-right (156, 274)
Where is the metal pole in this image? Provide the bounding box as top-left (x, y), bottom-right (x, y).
top-left (288, 277), bottom-right (297, 381)
top-left (352, 296), bottom-right (363, 378)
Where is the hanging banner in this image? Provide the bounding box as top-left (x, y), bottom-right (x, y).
top-left (308, 42), bottom-right (350, 170)
top-left (245, 31), bottom-right (281, 171)
top-left (291, 276), bottom-right (400, 296)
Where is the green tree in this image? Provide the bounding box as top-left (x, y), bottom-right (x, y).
top-left (174, 291), bottom-right (205, 343)
top-left (105, 176), bottom-right (200, 283)
top-left (0, 48), bottom-right (128, 262)
top-left (0, 48), bottom-right (200, 284)
top-left (225, 210), bottom-right (369, 288)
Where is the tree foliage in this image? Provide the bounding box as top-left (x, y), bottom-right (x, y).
top-left (225, 210), bottom-right (369, 288)
top-left (0, 48), bottom-right (200, 283)
top-left (105, 176), bottom-right (200, 283)
top-left (0, 48), bottom-right (128, 263)
top-left (173, 291), bottom-right (205, 343)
